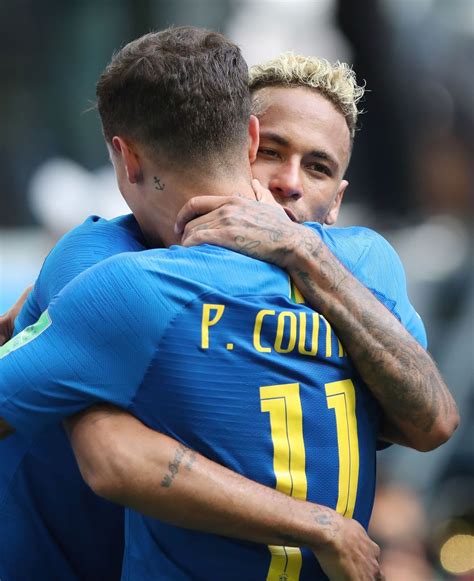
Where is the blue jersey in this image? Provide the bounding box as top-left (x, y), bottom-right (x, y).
top-left (0, 214), bottom-right (145, 581)
top-left (0, 227), bottom-right (426, 581)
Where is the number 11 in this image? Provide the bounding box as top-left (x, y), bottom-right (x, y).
top-left (260, 379), bottom-right (359, 580)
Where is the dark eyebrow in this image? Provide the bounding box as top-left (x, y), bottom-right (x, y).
top-left (259, 132), bottom-right (290, 147)
top-left (259, 131), bottom-right (339, 173)
top-left (307, 150), bottom-right (339, 173)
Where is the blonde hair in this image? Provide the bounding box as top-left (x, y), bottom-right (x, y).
top-left (249, 53), bottom-right (365, 142)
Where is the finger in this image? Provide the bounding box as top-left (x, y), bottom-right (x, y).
top-left (175, 195), bottom-right (234, 234)
top-left (180, 209), bottom-right (228, 243)
top-left (181, 229), bottom-right (219, 248)
top-left (252, 179), bottom-right (285, 210)
top-left (251, 179), bottom-right (271, 204)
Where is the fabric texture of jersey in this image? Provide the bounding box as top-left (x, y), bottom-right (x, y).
top-left (0, 226), bottom-right (426, 581)
top-left (0, 214), bottom-right (145, 581)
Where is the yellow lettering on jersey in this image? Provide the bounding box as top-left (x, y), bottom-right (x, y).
top-left (252, 309), bottom-right (345, 359)
top-left (274, 312), bottom-right (297, 354)
top-left (325, 379), bottom-right (359, 518)
top-left (298, 312), bottom-right (319, 356)
top-left (321, 315), bottom-right (332, 358)
top-left (320, 316), bottom-right (345, 358)
top-left (253, 309), bottom-right (275, 353)
top-left (337, 339), bottom-right (345, 357)
top-left (260, 383), bottom-right (306, 581)
top-left (289, 278), bottom-right (305, 304)
top-left (201, 304), bottom-right (225, 349)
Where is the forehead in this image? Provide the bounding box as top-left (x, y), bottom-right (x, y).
top-left (254, 86), bottom-right (350, 171)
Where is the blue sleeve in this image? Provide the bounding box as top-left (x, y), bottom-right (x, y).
top-left (349, 229), bottom-right (427, 348)
top-left (0, 253), bottom-right (160, 437)
top-left (14, 291), bottom-right (42, 334)
top-left (14, 215), bottom-right (145, 334)
top-left (306, 224), bottom-right (427, 348)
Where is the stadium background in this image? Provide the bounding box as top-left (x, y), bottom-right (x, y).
top-left (0, 0), bottom-right (472, 578)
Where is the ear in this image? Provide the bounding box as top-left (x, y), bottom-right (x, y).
top-left (248, 115), bottom-right (260, 164)
top-left (111, 136), bottom-right (143, 184)
top-left (325, 180), bottom-right (348, 225)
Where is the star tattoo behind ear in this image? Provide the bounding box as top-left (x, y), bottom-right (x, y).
top-left (154, 176), bottom-right (165, 191)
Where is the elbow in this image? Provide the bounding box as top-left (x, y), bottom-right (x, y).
top-left (75, 441), bottom-right (128, 501)
top-left (80, 459), bottom-right (118, 500)
top-left (415, 410), bottom-right (460, 452)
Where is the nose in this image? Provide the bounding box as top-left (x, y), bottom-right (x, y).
top-left (268, 160), bottom-right (303, 201)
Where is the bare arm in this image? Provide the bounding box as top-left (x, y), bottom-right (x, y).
top-left (65, 405), bottom-right (382, 580)
top-left (175, 192), bottom-right (459, 452)
top-left (287, 229), bottom-right (457, 450)
top-left (0, 285), bottom-right (33, 346)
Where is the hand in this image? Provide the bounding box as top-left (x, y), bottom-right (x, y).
top-left (175, 180), bottom-right (306, 269)
top-left (310, 509), bottom-right (383, 580)
top-left (0, 285), bottom-right (32, 345)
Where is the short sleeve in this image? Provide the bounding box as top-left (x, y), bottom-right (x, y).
top-left (350, 229), bottom-right (427, 348)
top-left (304, 224), bottom-right (427, 347)
top-left (14, 214), bottom-right (146, 334)
top-left (0, 253), bottom-right (158, 437)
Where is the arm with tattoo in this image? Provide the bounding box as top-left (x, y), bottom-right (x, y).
top-left (176, 194), bottom-right (459, 451)
top-left (66, 404), bottom-right (382, 580)
top-left (288, 228), bottom-right (458, 450)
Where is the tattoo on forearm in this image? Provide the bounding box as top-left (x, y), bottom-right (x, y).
top-left (295, 256), bottom-right (452, 434)
top-left (161, 443), bottom-right (196, 488)
top-left (208, 199), bottom-right (455, 438)
top-left (310, 506), bottom-right (340, 541)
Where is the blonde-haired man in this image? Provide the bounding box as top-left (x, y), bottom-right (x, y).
top-left (250, 53), bottom-right (363, 143)
top-left (180, 52), bottom-right (456, 453)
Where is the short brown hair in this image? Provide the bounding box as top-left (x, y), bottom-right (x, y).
top-left (249, 53), bottom-right (365, 143)
top-left (97, 27), bottom-right (251, 165)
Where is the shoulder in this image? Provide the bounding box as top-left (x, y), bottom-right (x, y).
top-left (303, 223), bottom-right (386, 274)
top-left (58, 214), bottom-right (145, 249)
top-left (305, 223), bottom-right (426, 343)
top-left (42, 214), bottom-right (145, 272)
top-left (311, 223), bottom-right (403, 274)
top-left (33, 214), bottom-right (145, 304)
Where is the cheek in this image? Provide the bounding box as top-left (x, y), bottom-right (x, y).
top-left (250, 160), bottom-right (272, 188)
top-left (301, 185), bottom-right (335, 221)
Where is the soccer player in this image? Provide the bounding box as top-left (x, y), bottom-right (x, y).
top-left (0, 28), bottom-right (457, 580)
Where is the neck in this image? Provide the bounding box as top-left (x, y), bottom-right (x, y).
top-left (131, 160), bottom-right (256, 248)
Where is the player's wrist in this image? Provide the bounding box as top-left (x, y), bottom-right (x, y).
top-left (274, 223), bottom-right (314, 271)
top-left (283, 499), bottom-right (343, 552)
top-left (284, 226), bottom-right (321, 271)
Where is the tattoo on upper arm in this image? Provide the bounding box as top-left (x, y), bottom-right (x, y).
top-left (161, 443), bottom-right (196, 488)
